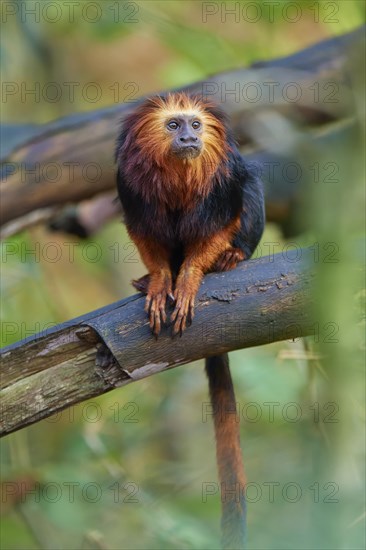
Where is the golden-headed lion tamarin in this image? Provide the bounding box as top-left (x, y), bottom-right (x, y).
top-left (116, 92), bottom-right (265, 549)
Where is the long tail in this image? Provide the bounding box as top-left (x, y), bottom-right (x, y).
top-left (205, 354), bottom-right (246, 550)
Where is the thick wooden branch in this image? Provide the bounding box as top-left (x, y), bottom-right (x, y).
top-left (1, 26), bottom-right (363, 231)
top-left (0, 251), bottom-right (315, 437)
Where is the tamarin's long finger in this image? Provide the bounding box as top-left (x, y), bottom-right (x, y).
top-left (145, 295), bottom-right (152, 313)
top-left (146, 293), bottom-right (169, 336)
top-left (170, 301), bottom-right (180, 323)
top-left (150, 307), bottom-right (161, 337)
top-left (160, 304), bottom-right (167, 324)
top-left (151, 310), bottom-right (161, 337)
top-left (145, 295), bottom-right (159, 334)
top-left (189, 297), bottom-right (195, 320)
top-left (172, 297), bottom-right (195, 335)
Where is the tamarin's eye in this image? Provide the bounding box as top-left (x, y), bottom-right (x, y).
top-left (167, 120), bottom-right (179, 130)
top-left (192, 120), bottom-right (201, 129)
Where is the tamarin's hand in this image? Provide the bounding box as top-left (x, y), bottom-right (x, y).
top-left (145, 269), bottom-right (174, 336)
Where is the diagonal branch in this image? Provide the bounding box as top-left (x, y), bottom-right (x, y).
top-left (0, 251), bottom-right (315, 437)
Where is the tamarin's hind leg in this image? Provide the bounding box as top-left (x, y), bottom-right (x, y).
top-left (132, 274), bottom-right (150, 294)
top-left (214, 247), bottom-right (245, 272)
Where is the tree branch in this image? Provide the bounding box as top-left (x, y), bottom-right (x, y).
top-left (1, 26), bottom-right (363, 232)
top-left (1, 251), bottom-right (315, 437)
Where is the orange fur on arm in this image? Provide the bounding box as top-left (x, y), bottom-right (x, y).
top-left (129, 232), bottom-right (173, 335)
top-left (171, 216), bottom-right (242, 334)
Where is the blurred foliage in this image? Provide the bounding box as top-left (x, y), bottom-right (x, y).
top-left (1, 1), bottom-right (365, 549)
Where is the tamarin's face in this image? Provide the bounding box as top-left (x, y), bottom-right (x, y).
top-left (120, 93), bottom-right (229, 176)
top-left (165, 114), bottom-right (203, 159)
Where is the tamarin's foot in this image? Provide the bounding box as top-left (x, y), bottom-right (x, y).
top-left (215, 247), bottom-right (245, 272)
top-left (145, 271), bottom-right (174, 337)
top-left (132, 274), bottom-right (150, 294)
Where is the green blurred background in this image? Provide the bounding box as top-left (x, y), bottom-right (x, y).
top-left (1, 1), bottom-right (365, 549)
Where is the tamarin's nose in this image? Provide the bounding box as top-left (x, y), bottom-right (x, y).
top-left (179, 134), bottom-right (198, 143)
